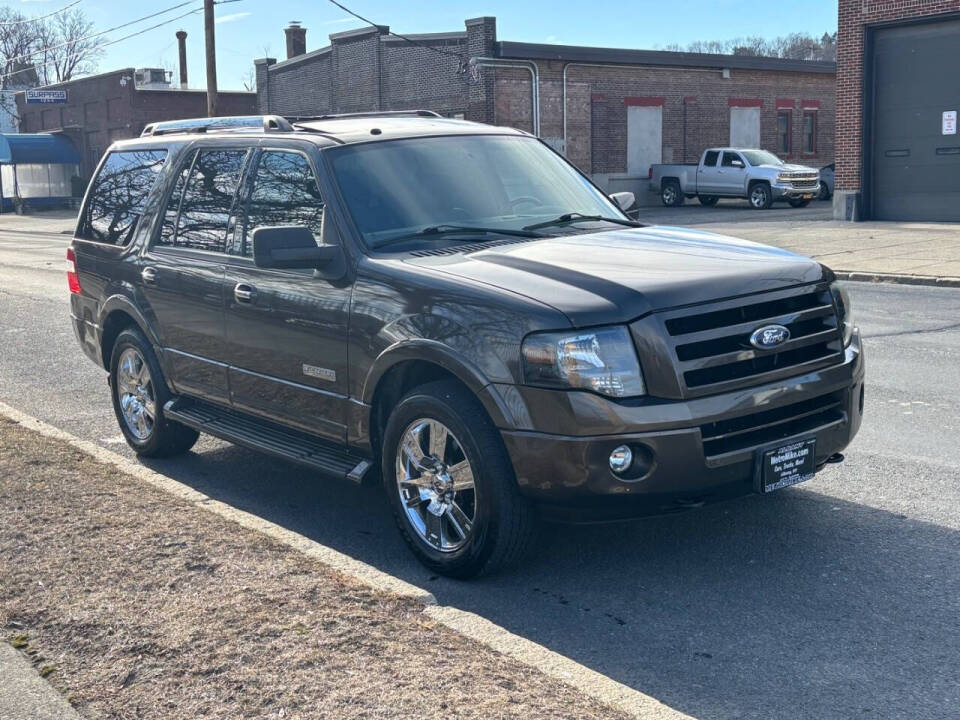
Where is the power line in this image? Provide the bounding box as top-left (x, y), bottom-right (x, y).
top-left (323, 0), bottom-right (465, 61)
top-left (0, 6), bottom-right (204, 83)
top-left (0, 0), bottom-right (201, 69)
top-left (0, 0), bottom-right (82, 27)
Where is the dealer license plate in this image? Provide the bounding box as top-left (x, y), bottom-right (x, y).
top-left (759, 438), bottom-right (816, 493)
top-left (802, 193), bottom-right (814, 200)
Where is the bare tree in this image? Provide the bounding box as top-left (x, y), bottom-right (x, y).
top-left (36, 7), bottom-right (105, 84)
top-left (241, 66), bottom-right (255, 93)
top-left (665, 31), bottom-right (837, 62)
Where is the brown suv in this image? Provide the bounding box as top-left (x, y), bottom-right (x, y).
top-left (68, 112), bottom-right (865, 577)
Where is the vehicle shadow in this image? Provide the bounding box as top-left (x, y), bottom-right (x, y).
top-left (142, 443), bottom-right (960, 720)
top-left (637, 200), bottom-right (833, 227)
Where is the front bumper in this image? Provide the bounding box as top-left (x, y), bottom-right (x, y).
top-left (772, 181), bottom-right (820, 200)
top-left (498, 330), bottom-right (864, 521)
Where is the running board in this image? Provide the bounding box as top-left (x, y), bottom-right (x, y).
top-left (163, 397), bottom-right (373, 484)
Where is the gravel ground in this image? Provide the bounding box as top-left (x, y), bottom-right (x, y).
top-left (0, 417), bottom-right (625, 720)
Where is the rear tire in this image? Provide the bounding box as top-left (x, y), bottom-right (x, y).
top-left (661, 180), bottom-right (684, 207)
top-left (818, 184), bottom-right (831, 201)
top-left (109, 327), bottom-right (199, 457)
top-left (789, 198), bottom-right (812, 208)
top-left (698, 195), bottom-right (719, 206)
top-left (381, 380), bottom-right (538, 578)
top-left (748, 182), bottom-right (773, 209)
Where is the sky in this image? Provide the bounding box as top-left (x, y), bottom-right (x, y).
top-left (6, 0), bottom-right (839, 91)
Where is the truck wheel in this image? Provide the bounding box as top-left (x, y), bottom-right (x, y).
top-left (698, 195), bottom-right (719, 206)
top-left (382, 380), bottom-right (538, 579)
top-left (109, 327), bottom-right (199, 457)
top-left (789, 198), bottom-right (812, 208)
top-left (661, 180), bottom-right (683, 207)
top-left (748, 183), bottom-right (773, 210)
top-left (818, 184), bottom-right (831, 201)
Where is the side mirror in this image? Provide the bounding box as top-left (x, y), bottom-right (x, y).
top-left (252, 225), bottom-right (342, 272)
top-left (610, 191), bottom-right (635, 212)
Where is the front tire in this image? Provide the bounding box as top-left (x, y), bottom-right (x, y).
top-left (109, 327), bottom-right (199, 457)
top-left (818, 184), bottom-right (831, 201)
top-left (381, 380), bottom-right (538, 578)
top-left (749, 182), bottom-right (773, 209)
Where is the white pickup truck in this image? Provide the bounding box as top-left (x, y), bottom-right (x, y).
top-left (650, 148), bottom-right (821, 210)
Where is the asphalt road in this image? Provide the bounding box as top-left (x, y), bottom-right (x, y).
top-left (1, 228), bottom-right (958, 720)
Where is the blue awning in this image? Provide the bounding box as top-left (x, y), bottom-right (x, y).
top-left (0, 133), bottom-right (81, 165)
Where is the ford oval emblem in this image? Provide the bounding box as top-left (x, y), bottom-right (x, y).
top-left (749, 324), bottom-right (791, 350)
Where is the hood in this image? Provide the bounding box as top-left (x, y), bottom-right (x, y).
top-left (405, 226), bottom-right (828, 327)
top-left (762, 162), bottom-right (819, 174)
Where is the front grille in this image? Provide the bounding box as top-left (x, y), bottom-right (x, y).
top-left (789, 178), bottom-right (818, 190)
top-left (699, 390), bottom-right (846, 458)
top-left (662, 285), bottom-right (843, 396)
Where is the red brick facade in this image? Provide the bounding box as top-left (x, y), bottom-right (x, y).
top-left (836, 0), bottom-right (960, 193)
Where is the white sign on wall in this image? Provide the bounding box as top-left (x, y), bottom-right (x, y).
top-left (943, 110), bottom-right (957, 135)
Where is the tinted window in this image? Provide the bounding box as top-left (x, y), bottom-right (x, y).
top-left (703, 150), bottom-right (720, 167)
top-left (243, 151), bottom-right (324, 256)
top-left (721, 152), bottom-right (744, 168)
top-left (157, 155), bottom-right (193, 247)
top-left (803, 112), bottom-right (817, 153)
top-left (163, 149), bottom-right (247, 252)
top-left (82, 150), bottom-right (167, 245)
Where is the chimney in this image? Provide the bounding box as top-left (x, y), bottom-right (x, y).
top-left (285, 21), bottom-right (307, 59)
top-left (176, 30), bottom-right (188, 87)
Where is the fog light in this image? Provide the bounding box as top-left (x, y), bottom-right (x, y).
top-left (609, 445), bottom-right (633, 474)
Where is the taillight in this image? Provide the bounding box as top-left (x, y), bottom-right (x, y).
top-left (66, 247), bottom-right (81, 294)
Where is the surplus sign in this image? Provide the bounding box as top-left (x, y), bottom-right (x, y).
top-left (25, 89), bottom-right (67, 104)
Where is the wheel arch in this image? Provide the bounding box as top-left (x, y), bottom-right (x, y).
top-left (98, 295), bottom-right (161, 369)
top-left (361, 342), bottom-right (516, 457)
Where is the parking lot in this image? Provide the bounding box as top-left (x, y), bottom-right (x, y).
top-left (1, 222), bottom-right (959, 719)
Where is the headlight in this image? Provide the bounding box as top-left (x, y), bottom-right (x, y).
top-left (522, 325), bottom-right (645, 397)
top-left (831, 284), bottom-right (854, 346)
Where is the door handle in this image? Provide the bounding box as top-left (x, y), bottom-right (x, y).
top-left (141, 266), bottom-right (157, 285)
top-left (234, 282), bottom-right (258, 304)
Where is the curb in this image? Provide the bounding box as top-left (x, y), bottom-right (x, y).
top-left (835, 270), bottom-right (960, 288)
top-left (0, 401), bottom-right (694, 720)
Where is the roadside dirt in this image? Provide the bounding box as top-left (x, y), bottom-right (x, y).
top-left (0, 417), bottom-right (626, 719)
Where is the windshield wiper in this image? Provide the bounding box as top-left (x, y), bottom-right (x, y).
top-left (375, 224), bottom-right (541, 250)
top-left (522, 213), bottom-right (642, 231)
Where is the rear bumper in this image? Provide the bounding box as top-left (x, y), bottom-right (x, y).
top-left (499, 330), bottom-right (864, 521)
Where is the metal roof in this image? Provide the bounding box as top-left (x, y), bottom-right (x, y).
top-left (496, 41), bottom-right (837, 74)
top-left (0, 133), bottom-right (81, 165)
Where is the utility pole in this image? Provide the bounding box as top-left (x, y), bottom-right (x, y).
top-left (203, 0), bottom-right (218, 117)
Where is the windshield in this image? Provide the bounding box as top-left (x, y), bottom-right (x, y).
top-left (741, 150), bottom-right (784, 167)
top-left (328, 134), bottom-right (625, 249)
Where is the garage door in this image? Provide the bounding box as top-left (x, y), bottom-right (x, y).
top-left (871, 19), bottom-right (960, 220)
top-left (626, 105), bottom-right (662, 176)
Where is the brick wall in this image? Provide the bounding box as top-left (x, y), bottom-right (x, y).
top-left (254, 16), bottom-right (834, 178)
top-left (836, 0), bottom-right (960, 193)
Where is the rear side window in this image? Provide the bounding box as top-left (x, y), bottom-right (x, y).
top-left (242, 151), bottom-right (324, 256)
top-left (157, 149), bottom-right (248, 252)
top-left (703, 150), bottom-right (719, 167)
top-left (81, 150), bottom-right (167, 245)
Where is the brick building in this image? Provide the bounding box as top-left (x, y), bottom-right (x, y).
top-left (15, 68), bottom-right (255, 182)
top-left (255, 17), bottom-right (835, 202)
top-left (835, 1), bottom-right (960, 221)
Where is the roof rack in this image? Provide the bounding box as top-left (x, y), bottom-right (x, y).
top-left (140, 115), bottom-right (294, 137)
top-left (289, 109), bottom-right (441, 123)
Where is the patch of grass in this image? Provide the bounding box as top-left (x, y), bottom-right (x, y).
top-left (10, 633), bottom-right (28, 648)
top-left (39, 663), bottom-right (56, 677)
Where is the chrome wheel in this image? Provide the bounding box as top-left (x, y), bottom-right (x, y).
top-left (750, 185), bottom-right (769, 208)
top-left (116, 347), bottom-right (156, 440)
top-left (395, 418), bottom-right (477, 553)
top-left (662, 185), bottom-right (677, 205)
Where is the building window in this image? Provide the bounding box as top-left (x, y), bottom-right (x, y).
top-left (802, 111), bottom-right (817, 153)
top-left (777, 111), bottom-right (792, 154)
